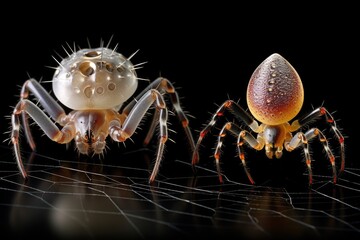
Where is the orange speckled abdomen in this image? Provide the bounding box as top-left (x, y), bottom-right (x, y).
top-left (247, 53), bottom-right (304, 125)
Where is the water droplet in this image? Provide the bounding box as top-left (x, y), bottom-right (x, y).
top-left (269, 79), bottom-right (275, 84)
top-left (271, 63), bottom-right (276, 69)
top-left (268, 87), bottom-right (273, 92)
top-left (271, 72), bottom-right (277, 77)
top-left (266, 99), bottom-right (271, 104)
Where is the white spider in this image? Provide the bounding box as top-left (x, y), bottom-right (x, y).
top-left (10, 41), bottom-right (195, 183)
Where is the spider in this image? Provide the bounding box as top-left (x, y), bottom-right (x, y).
top-left (10, 42), bottom-right (196, 183)
top-left (191, 53), bottom-right (345, 185)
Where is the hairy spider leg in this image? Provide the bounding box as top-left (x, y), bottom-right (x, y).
top-left (214, 122), bottom-right (261, 184)
top-left (192, 100), bottom-right (261, 179)
top-left (11, 79), bottom-right (72, 179)
top-left (109, 89), bottom-right (168, 183)
top-left (123, 77), bottom-right (196, 155)
top-left (286, 107), bottom-right (345, 184)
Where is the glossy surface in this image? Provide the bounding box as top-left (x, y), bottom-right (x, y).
top-left (247, 53), bottom-right (304, 125)
top-left (53, 48), bottom-right (138, 110)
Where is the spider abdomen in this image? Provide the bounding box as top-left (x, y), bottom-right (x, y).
top-left (247, 53), bottom-right (304, 125)
top-left (53, 48), bottom-right (138, 110)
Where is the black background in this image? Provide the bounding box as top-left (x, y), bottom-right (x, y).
top-left (1, 3), bottom-right (358, 167)
top-left (1, 2), bottom-right (359, 239)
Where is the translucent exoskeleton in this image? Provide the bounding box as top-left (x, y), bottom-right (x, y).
top-left (10, 42), bottom-right (196, 183)
top-left (192, 53), bottom-right (345, 185)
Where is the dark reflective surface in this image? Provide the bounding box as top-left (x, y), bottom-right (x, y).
top-left (1, 144), bottom-right (360, 239)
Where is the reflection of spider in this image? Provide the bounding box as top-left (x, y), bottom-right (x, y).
top-left (192, 53), bottom-right (345, 185)
top-left (10, 43), bottom-right (195, 183)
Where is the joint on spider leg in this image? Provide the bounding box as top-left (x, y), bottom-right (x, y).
top-left (109, 121), bottom-right (129, 142)
top-left (320, 107), bottom-right (326, 115)
top-left (181, 117), bottom-right (190, 128)
top-left (159, 134), bottom-right (168, 144)
top-left (160, 78), bottom-right (175, 93)
top-left (199, 128), bottom-right (210, 139)
top-left (191, 148), bottom-right (200, 166)
top-left (191, 128), bottom-right (210, 166)
top-left (224, 100), bottom-right (233, 108)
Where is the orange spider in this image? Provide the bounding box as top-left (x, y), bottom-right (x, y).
top-left (192, 53), bottom-right (345, 185)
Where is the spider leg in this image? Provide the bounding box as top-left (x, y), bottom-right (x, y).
top-left (291, 107), bottom-right (345, 175)
top-left (237, 130), bottom-right (265, 185)
top-left (11, 100), bottom-right (75, 179)
top-left (213, 122), bottom-right (240, 183)
top-left (11, 79), bottom-right (73, 179)
top-left (18, 79), bottom-right (67, 150)
top-left (284, 132), bottom-right (312, 184)
top-left (192, 100), bottom-right (259, 165)
top-left (123, 77), bottom-right (196, 159)
top-left (285, 128), bottom-right (336, 184)
top-left (109, 89), bottom-right (168, 183)
top-left (143, 108), bottom-right (160, 146)
top-left (214, 122), bottom-right (262, 184)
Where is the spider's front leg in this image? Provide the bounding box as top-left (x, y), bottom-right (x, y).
top-left (109, 89), bottom-right (168, 183)
top-left (11, 79), bottom-right (75, 179)
top-left (287, 107), bottom-right (345, 184)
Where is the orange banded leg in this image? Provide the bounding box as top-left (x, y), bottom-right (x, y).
top-left (237, 130), bottom-right (265, 185)
top-left (192, 100), bottom-right (259, 165)
top-left (297, 107), bottom-right (345, 175)
top-left (213, 122), bottom-right (262, 184)
top-left (213, 122), bottom-right (241, 183)
top-left (287, 128), bottom-right (337, 184)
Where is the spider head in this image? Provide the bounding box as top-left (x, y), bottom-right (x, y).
top-left (52, 47), bottom-right (138, 110)
top-left (73, 111), bottom-right (107, 154)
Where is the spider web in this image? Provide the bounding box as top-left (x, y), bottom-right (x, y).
top-left (0, 144), bottom-right (359, 239)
